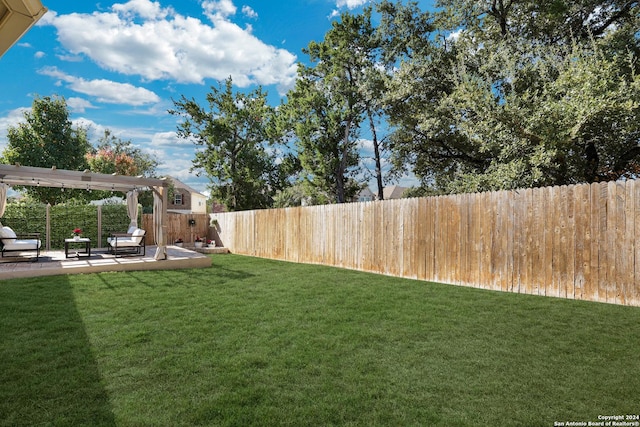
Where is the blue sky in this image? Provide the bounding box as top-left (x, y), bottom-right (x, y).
top-left (0, 0), bottom-right (434, 195)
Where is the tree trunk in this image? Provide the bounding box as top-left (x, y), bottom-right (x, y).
top-left (367, 109), bottom-right (384, 200)
top-left (336, 121), bottom-right (352, 204)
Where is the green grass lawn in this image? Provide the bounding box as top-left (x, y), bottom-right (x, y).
top-left (1, 254), bottom-right (639, 426)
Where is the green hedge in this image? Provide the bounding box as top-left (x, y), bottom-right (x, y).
top-left (1, 201), bottom-right (136, 250)
top-left (0, 201), bottom-right (47, 237)
top-left (99, 204), bottom-right (138, 247)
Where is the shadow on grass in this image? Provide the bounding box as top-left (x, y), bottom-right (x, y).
top-left (0, 276), bottom-right (116, 426)
top-left (88, 262), bottom-right (256, 290)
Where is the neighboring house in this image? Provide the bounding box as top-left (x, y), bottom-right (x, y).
top-left (167, 177), bottom-right (207, 214)
top-left (380, 185), bottom-right (407, 200)
top-left (355, 185), bottom-right (408, 202)
top-left (89, 196), bottom-right (125, 206)
top-left (356, 187), bottom-right (376, 202)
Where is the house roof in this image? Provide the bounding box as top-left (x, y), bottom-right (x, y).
top-left (169, 176), bottom-right (205, 197)
top-left (0, 0), bottom-right (47, 58)
top-left (381, 185), bottom-right (407, 200)
top-left (358, 187), bottom-right (375, 197)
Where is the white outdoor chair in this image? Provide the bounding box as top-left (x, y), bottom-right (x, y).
top-left (107, 227), bottom-right (146, 257)
top-left (0, 226), bottom-right (41, 261)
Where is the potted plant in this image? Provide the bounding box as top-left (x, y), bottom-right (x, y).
top-left (174, 238), bottom-right (183, 247)
top-left (194, 235), bottom-right (204, 248)
top-left (207, 239), bottom-right (216, 248)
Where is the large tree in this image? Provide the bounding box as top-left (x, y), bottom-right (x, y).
top-left (85, 129), bottom-right (160, 209)
top-left (283, 11), bottom-right (383, 204)
top-left (170, 77), bottom-right (287, 211)
top-left (86, 129), bottom-right (158, 177)
top-left (1, 95), bottom-right (91, 204)
top-left (282, 75), bottom-right (360, 204)
top-left (414, 41), bottom-right (639, 192)
top-left (379, 0), bottom-right (640, 194)
top-left (435, 0), bottom-right (640, 45)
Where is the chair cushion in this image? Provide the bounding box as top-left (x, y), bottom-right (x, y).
top-left (109, 239), bottom-right (137, 247)
top-left (2, 239), bottom-right (41, 250)
top-left (0, 226), bottom-right (16, 240)
top-left (132, 228), bottom-right (145, 244)
top-left (109, 229), bottom-right (145, 247)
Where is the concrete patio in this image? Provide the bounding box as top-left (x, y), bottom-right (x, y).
top-left (0, 245), bottom-right (214, 280)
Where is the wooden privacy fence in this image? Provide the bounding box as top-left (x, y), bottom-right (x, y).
top-left (212, 179), bottom-right (640, 307)
top-left (142, 213), bottom-right (210, 245)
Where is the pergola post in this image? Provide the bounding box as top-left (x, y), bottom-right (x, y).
top-left (162, 184), bottom-right (168, 246)
top-left (152, 185), bottom-right (169, 260)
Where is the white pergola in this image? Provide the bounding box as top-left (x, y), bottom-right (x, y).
top-left (0, 164), bottom-right (170, 260)
top-left (0, 0), bottom-right (47, 58)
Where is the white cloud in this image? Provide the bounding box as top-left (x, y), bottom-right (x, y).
top-left (67, 97), bottom-right (98, 113)
top-left (151, 131), bottom-right (192, 146)
top-left (56, 53), bottom-right (83, 62)
top-left (358, 138), bottom-right (373, 152)
top-left (447, 29), bottom-right (462, 41)
top-left (336, 0), bottom-right (368, 10)
top-left (330, 0), bottom-right (368, 18)
top-left (0, 108), bottom-right (29, 154)
top-left (158, 159), bottom-right (194, 178)
top-left (155, 149), bottom-right (200, 184)
top-left (202, 0), bottom-right (236, 20)
top-left (34, 51), bottom-right (45, 59)
top-left (242, 5), bottom-right (258, 19)
top-left (38, 66), bottom-right (160, 106)
top-left (43, 0), bottom-right (298, 94)
top-left (111, 0), bottom-right (173, 20)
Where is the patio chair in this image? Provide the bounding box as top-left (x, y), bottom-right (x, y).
top-left (106, 225), bottom-right (136, 247)
top-left (0, 226), bottom-right (41, 261)
top-left (107, 227), bottom-right (146, 257)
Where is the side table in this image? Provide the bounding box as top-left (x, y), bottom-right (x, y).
top-left (64, 238), bottom-right (91, 258)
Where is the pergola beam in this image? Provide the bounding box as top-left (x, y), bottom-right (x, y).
top-left (0, 164), bottom-right (168, 192)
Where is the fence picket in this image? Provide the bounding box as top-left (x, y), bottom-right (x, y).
top-left (634, 180), bottom-right (640, 306)
top-left (479, 192), bottom-right (492, 290)
top-left (586, 183), bottom-right (600, 302)
top-left (530, 187), bottom-right (543, 296)
top-left (573, 184), bottom-right (589, 301)
top-left (623, 181), bottom-right (635, 306)
top-left (607, 181), bottom-right (619, 304)
top-left (415, 197), bottom-right (430, 281)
